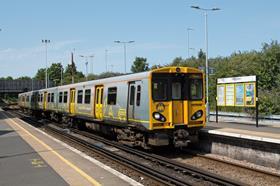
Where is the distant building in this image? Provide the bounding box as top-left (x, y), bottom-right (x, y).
top-left (0, 79), bottom-right (52, 98)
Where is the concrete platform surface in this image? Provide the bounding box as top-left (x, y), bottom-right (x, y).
top-left (203, 121), bottom-right (280, 144)
top-left (0, 108), bottom-right (142, 186)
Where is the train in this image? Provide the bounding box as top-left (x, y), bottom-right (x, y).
top-left (18, 67), bottom-right (206, 149)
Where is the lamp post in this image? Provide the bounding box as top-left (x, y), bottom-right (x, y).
top-left (60, 65), bottom-right (63, 86)
top-left (42, 39), bottom-right (50, 88)
top-left (80, 55), bottom-right (94, 81)
top-left (114, 40), bottom-right (135, 73)
top-left (105, 49), bottom-right (108, 72)
top-left (191, 5), bottom-right (220, 122)
top-left (187, 27), bottom-right (194, 58)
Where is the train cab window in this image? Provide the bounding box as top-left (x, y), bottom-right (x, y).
top-left (107, 87), bottom-right (117, 105)
top-left (84, 89), bottom-right (91, 104)
top-left (26, 96), bottom-right (30, 102)
top-left (152, 80), bottom-right (168, 101)
top-left (190, 78), bottom-right (203, 100)
top-left (41, 94), bottom-right (43, 102)
top-left (59, 92), bottom-right (63, 103)
top-left (172, 82), bottom-right (182, 100)
top-left (77, 90), bottom-right (83, 104)
top-left (47, 93), bottom-right (50, 102)
top-left (129, 86), bottom-right (135, 105)
top-left (63, 91), bottom-right (68, 103)
top-left (51, 93), bottom-right (54, 103)
top-left (136, 85), bottom-right (141, 106)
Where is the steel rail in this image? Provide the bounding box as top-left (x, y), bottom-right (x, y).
top-left (70, 128), bottom-right (241, 186)
top-left (45, 125), bottom-right (195, 186)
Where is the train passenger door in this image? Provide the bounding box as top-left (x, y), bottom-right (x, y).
top-left (43, 92), bottom-right (47, 110)
top-left (128, 81), bottom-right (141, 122)
top-left (172, 81), bottom-right (184, 124)
top-left (95, 86), bottom-right (103, 120)
top-left (70, 89), bottom-right (76, 114)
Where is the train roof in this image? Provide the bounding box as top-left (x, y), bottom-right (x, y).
top-left (19, 66), bottom-right (203, 96)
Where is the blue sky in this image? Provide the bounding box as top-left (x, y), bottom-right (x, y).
top-left (0, 0), bottom-right (280, 77)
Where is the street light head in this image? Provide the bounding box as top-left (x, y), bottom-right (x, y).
top-left (128, 41), bottom-right (135, 43)
top-left (191, 6), bottom-right (200, 9)
top-left (212, 7), bottom-right (221, 11)
top-left (42, 39), bottom-right (50, 43)
top-left (114, 40), bottom-right (121, 43)
top-left (79, 55), bottom-right (84, 57)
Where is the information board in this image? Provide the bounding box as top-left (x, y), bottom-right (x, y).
top-left (216, 75), bottom-right (258, 127)
top-left (235, 84), bottom-right (244, 106)
top-left (217, 76), bottom-right (256, 107)
top-left (245, 83), bottom-right (256, 106)
top-left (217, 85), bottom-right (225, 106)
top-left (225, 84), bottom-right (235, 106)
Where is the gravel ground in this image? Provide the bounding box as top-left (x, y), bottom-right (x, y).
top-left (165, 151), bottom-right (280, 186)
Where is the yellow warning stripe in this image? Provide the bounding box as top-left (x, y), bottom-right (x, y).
top-left (4, 113), bottom-right (101, 186)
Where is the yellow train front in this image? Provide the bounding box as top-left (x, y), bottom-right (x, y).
top-left (18, 67), bottom-right (205, 149)
top-left (148, 67), bottom-right (205, 147)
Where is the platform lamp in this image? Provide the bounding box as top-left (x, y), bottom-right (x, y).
top-left (191, 5), bottom-right (221, 122)
top-left (42, 39), bottom-right (50, 88)
top-left (114, 40), bottom-right (135, 74)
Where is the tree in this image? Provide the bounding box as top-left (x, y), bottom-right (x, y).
top-left (198, 49), bottom-right (206, 60)
top-left (16, 76), bottom-right (31, 80)
top-left (170, 57), bottom-right (185, 66)
top-left (48, 63), bottom-right (63, 86)
top-left (64, 63), bottom-right (85, 84)
top-left (6, 76), bottom-right (13, 80)
top-left (34, 68), bottom-right (46, 80)
top-left (131, 57), bottom-right (149, 73)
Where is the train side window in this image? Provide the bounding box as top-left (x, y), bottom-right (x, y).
top-left (130, 86), bottom-right (135, 105)
top-left (100, 89), bottom-right (103, 104)
top-left (26, 96), bottom-right (29, 102)
top-left (77, 90), bottom-right (83, 104)
top-left (107, 87), bottom-right (117, 105)
top-left (51, 93), bottom-right (54, 103)
top-left (63, 91), bottom-right (68, 103)
top-left (59, 92), bottom-right (63, 103)
top-left (41, 94), bottom-right (43, 102)
top-left (96, 89), bottom-right (100, 103)
top-left (136, 85), bottom-right (141, 106)
top-left (85, 89), bottom-right (91, 104)
top-left (47, 93), bottom-right (50, 102)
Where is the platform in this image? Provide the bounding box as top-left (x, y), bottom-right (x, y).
top-left (203, 121), bottom-right (280, 144)
top-left (0, 108), bottom-right (142, 186)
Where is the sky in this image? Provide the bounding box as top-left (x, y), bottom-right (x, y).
top-left (0, 0), bottom-right (280, 78)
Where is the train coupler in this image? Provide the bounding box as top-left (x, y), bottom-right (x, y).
top-left (173, 129), bottom-right (190, 148)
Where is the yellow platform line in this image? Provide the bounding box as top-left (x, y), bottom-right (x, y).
top-left (4, 113), bottom-right (101, 186)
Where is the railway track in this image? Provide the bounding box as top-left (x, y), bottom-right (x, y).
top-left (9, 110), bottom-right (242, 186)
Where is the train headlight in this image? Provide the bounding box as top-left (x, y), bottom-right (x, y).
top-left (195, 110), bottom-right (203, 118)
top-left (153, 112), bottom-right (166, 122)
top-left (154, 113), bottom-right (161, 120)
top-left (191, 110), bottom-right (203, 120)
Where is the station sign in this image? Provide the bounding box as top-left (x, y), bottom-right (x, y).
top-left (217, 76), bottom-right (256, 107)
